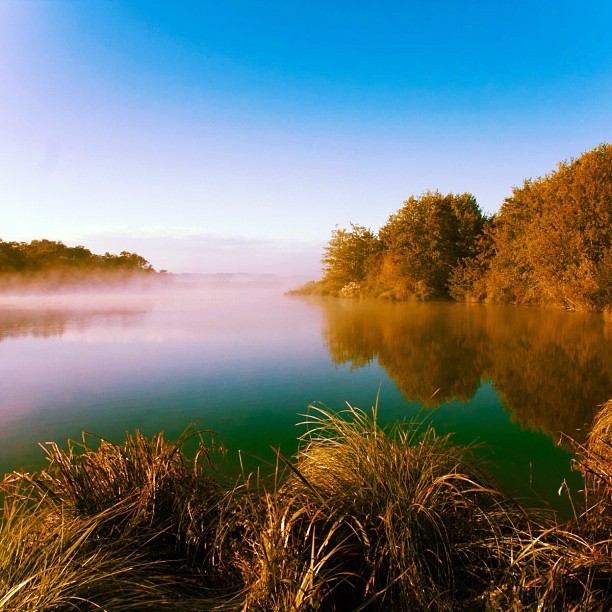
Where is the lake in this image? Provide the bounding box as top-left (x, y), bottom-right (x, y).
top-left (1, 276), bottom-right (610, 516)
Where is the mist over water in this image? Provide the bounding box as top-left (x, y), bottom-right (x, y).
top-left (0, 275), bottom-right (327, 469)
top-left (1, 277), bottom-right (609, 514)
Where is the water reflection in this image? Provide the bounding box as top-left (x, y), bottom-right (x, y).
top-left (0, 308), bottom-right (146, 342)
top-left (1, 286), bottom-right (609, 515)
top-left (320, 299), bottom-right (611, 441)
top-left (0, 285), bottom-right (326, 478)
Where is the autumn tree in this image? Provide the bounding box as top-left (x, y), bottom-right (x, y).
top-left (448, 216), bottom-right (496, 302)
top-left (299, 145), bottom-right (610, 310)
top-left (368, 191), bottom-right (485, 300)
top-left (482, 144), bottom-right (612, 310)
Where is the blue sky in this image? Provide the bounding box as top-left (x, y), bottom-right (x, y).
top-left (1, 1), bottom-right (611, 275)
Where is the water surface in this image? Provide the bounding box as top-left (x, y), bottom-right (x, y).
top-left (1, 278), bottom-right (609, 515)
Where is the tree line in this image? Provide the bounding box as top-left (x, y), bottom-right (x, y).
top-left (0, 239), bottom-right (155, 275)
top-left (296, 143), bottom-right (611, 312)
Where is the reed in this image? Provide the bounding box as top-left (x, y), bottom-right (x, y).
top-left (0, 427), bottom-right (236, 609)
top-left (580, 399), bottom-right (612, 528)
top-left (207, 404), bottom-right (536, 610)
top-left (1, 400), bottom-right (611, 610)
top-left (492, 399), bottom-right (612, 611)
top-left (0, 485), bottom-right (216, 610)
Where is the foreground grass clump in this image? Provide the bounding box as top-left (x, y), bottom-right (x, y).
top-left (491, 399), bottom-right (612, 611)
top-left (0, 429), bottom-right (233, 610)
top-left (1, 401), bottom-right (612, 610)
top-left (233, 405), bottom-right (531, 611)
top-left (579, 400), bottom-right (612, 531)
top-left (0, 493), bottom-right (203, 611)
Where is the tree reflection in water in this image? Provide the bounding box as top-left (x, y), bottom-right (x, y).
top-left (0, 308), bottom-right (145, 343)
top-left (321, 299), bottom-right (611, 442)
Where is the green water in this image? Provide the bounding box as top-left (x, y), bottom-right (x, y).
top-left (1, 279), bottom-right (610, 516)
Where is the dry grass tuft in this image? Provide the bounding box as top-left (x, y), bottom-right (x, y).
top-left (1, 401), bottom-right (611, 610)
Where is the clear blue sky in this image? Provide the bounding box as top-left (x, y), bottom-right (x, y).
top-left (2, 1), bottom-right (611, 275)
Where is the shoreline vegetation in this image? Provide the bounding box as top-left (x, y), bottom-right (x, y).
top-left (1, 401), bottom-right (611, 610)
top-left (0, 239), bottom-right (162, 292)
top-left (290, 144), bottom-right (611, 314)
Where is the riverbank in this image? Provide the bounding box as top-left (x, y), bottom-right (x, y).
top-left (1, 401), bottom-right (611, 610)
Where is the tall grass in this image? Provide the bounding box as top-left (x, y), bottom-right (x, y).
top-left (247, 404), bottom-right (534, 610)
top-left (1, 400), bottom-right (611, 610)
top-left (579, 399), bottom-right (612, 532)
top-left (492, 399), bottom-right (612, 611)
top-left (0, 491), bottom-right (204, 610)
top-left (0, 428), bottom-right (235, 609)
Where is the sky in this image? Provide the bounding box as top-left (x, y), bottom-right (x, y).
top-left (1, 1), bottom-right (611, 276)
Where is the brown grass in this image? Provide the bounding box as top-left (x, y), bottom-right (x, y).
top-left (1, 401), bottom-right (611, 610)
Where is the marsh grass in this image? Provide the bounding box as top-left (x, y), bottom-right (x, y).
top-left (578, 399), bottom-right (612, 532)
top-left (0, 428), bottom-right (236, 610)
top-left (493, 399), bottom-right (612, 611)
top-left (0, 485), bottom-right (223, 610)
top-left (1, 400), bottom-right (611, 610)
top-left (261, 404), bottom-right (534, 610)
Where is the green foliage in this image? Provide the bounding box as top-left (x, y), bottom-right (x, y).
top-left (101, 250), bottom-right (154, 271)
top-left (0, 239), bottom-right (154, 276)
top-left (0, 241), bottom-right (28, 272)
top-left (320, 224), bottom-right (379, 295)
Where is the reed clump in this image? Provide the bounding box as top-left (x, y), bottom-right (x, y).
top-left (236, 405), bottom-right (534, 610)
top-left (488, 399), bottom-right (612, 611)
top-left (0, 491), bottom-right (209, 611)
top-left (580, 399), bottom-right (612, 530)
top-left (1, 400), bottom-right (611, 610)
top-left (0, 428), bottom-right (235, 609)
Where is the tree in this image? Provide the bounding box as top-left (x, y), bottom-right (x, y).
top-left (0, 239), bottom-right (156, 280)
top-left (321, 224), bottom-right (379, 293)
top-left (372, 191), bottom-right (485, 300)
top-left (483, 144), bottom-right (612, 310)
top-left (448, 216), bottom-right (496, 302)
top-left (0, 241), bottom-right (27, 272)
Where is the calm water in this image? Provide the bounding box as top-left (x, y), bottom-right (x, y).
top-left (1, 278), bottom-right (610, 515)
